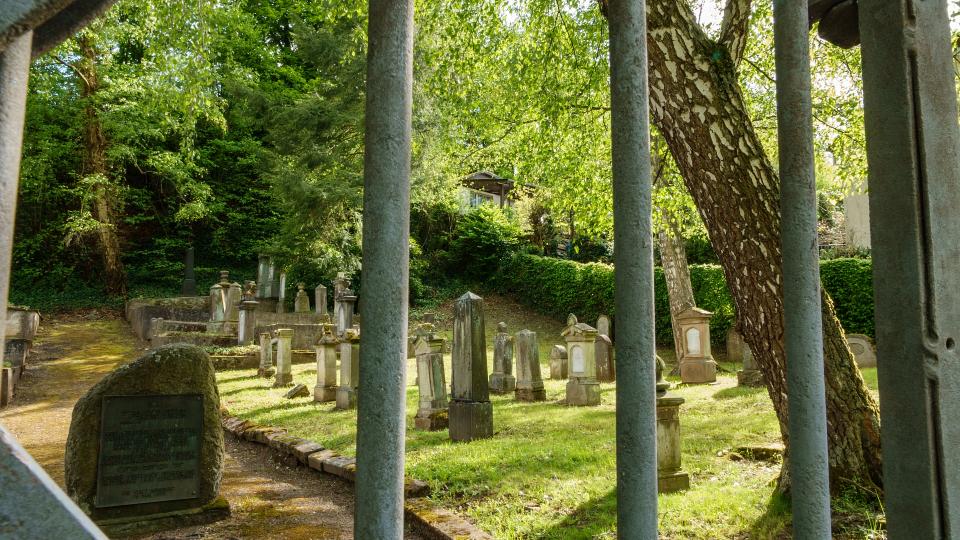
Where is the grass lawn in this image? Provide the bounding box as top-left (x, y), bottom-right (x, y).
top-left (217, 294), bottom-right (883, 539)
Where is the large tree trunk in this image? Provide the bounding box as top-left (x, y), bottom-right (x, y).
top-left (658, 226), bottom-right (695, 362)
top-left (77, 34), bottom-right (126, 295)
top-left (614, 0), bottom-right (883, 492)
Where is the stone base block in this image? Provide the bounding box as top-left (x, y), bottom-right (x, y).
top-left (97, 496), bottom-right (230, 537)
top-left (336, 387), bottom-right (357, 410)
top-left (0, 368), bottom-right (12, 407)
top-left (515, 385), bottom-right (546, 402)
top-left (314, 385), bottom-right (337, 402)
top-left (565, 378), bottom-right (600, 406)
top-left (272, 373), bottom-right (293, 387)
top-left (414, 409), bottom-right (449, 431)
top-left (658, 471), bottom-right (690, 493)
top-left (737, 369), bottom-right (765, 387)
top-left (257, 367), bottom-right (275, 378)
top-left (680, 358), bottom-right (717, 384)
top-left (489, 373), bottom-right (516, 394)
top-left (448, 400), bottom-right (493, 442)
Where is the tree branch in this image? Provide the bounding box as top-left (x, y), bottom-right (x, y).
top-left (52, 55), bottom-right (92, 88)
top-left (718, 0), bottom-right (752, 68)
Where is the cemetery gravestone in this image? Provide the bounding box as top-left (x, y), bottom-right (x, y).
top-left (596, 314), bottom-right (611, 338)
top-left (274, 328), bottom-right (294, 387)
top-left (596, 334), bottom-right (616, 383)
top-left (237, 283), bottom-right (258, 346)
top-left (514, 329), bottom-right (546, 402)
top-left (181, 247), bottom-right (196, 296)
top-left (276, 272), bottom-right (287, 314)
top-left (336, 329), bottom-right (360, 410)
top-left (335, 288), bottom-right (357, 338)
top-left (846, 334), bottom-right (877, 368)
top-left (563, 315), bottom-right (601, 406)
top-left (449, 292), bottom-right (493, 441)
top-left (257, 332), bottom-right (274, 378)
top-left (677, 307), bottom-right (717, 384)
top-left (414, 329), bottom-right (448, 431)
top-left (315, 284), bottom-right (328, 316)
top-left (737, 343), bottom-right (765, 387)
top-left (655, 356), bottom-right (690, 492)
top-left (726, 327), bottom-right (745, 363)
top-left (294, 282), bottom-right (311, 313)
top-left (489, 322), bottom-right (516, 394)
top-left (64, 345), bottom-right (228, 530)
top-left (314, 325), bottom-right (338, 402)
top-left (549, 344), bottom-right (568, 379)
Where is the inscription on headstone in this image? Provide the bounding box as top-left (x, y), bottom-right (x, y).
top-left (95, 394), bottom-right (203, 508)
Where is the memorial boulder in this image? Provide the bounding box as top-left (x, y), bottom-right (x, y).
top-left (64, 344), bottom-right (227, 530)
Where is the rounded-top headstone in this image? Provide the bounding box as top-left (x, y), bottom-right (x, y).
top-left (497, 321), bottom-right (507, 333)
top-left (65, 344), bottom-right (224, 521)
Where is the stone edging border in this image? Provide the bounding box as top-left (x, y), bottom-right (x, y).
top-left (220, 413), bottom-right (493, 540)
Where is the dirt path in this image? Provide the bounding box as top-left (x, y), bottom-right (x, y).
top-left (0, 316), bottom-right (424, 540)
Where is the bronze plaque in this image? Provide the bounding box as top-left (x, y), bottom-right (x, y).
top-left (95, 394), bottom-right (203, 508)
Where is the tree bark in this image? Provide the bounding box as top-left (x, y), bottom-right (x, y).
top-left (658, 226), bottom-right (695, 363)
top-left (601, 0), bottom-right (883, 492)
top-left (77, 34), bottom-right (126, 295)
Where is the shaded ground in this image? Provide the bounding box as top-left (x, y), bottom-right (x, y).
top-left (0, 313), bottom-right (424, 539)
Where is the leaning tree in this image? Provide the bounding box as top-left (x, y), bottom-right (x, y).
top-left (601, 0), bottom-right (882, 492)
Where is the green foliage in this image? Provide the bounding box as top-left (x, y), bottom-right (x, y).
top-left (449, 206), bottom-right (524, 280)
top-left (499, 254), bottom-right (876, 345)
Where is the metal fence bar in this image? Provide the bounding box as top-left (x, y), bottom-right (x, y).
top-left (772, 1), bottom-right (832, 537)
top-left (354, 0), bottom-right (413, 538)
top-left (609, 0), bottom-right (658, 537)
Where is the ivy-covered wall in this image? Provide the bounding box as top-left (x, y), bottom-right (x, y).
top-left (497, 254), bottom-right (874, 348)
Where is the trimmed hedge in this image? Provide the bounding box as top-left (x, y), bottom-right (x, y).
top-left (496, 254), bottom-right (874, 347)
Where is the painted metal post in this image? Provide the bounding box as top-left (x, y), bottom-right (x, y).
top-left (0, 31), bottom-right (32, 367)
top-left (355, 0), bottom-right (412, 537)
top-left (859, 1), bottom-right (960, 536)
top-left (608, 0), bottom-right (658, 537)
top-left (772, 2), bottom-right (831, 537)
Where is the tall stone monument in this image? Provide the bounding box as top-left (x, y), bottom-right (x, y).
top-left (273, 328), bottom-right (294, 387)
top-left (237, 281), bottom-right (258, 346)
top-left (514, 329), bottom-right (546, 402)
top-left (596, 314), bottom-right (611, 338)
top-left (335, 287), bottom-right (357, 338)
top-left (449, 292), bottom-right (493, 442)
top-left (315, 284), bottom-right (328, 316)
top-left (488, 322), bottom-right (515, 394)
top-left (414, 327), bottom-right (448, 431)
top-left (294, 282), bottom-right (311, 313)
top-left (180, 247), bottom-right (197, 296)
top-left (562, 315), bottom-right (600, 406)
top-left (276, 272), bottom-right (287, 314)
top-left (314, 325), bottom-right (338, 402)
top-left (676, 307), bottom-right (717, 384)
top-left (335, 329), bottom-right (360, 410)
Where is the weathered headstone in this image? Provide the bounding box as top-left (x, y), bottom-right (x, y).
top-left (257, 332), bottom-right (274, 378)
top-left (209, 276), bottom-right (225, 323)
top-left (677, 307), bottom-right (717, 384)
top-left (514, 329), bottom-right (546, 402)
top-left (335, 287), bottom-right (357, 338)
top-left (549, 344), bottom-right (568, 379)
top-left (276, 272), bottom-right (287, 314)
top-left (237, 283), bottom-right (258, 346)
top-left (737, 343), bottom-right (765, 386)
top-left (846, 333), bottom-right (877, 368)
top-left (489, 322), bottom-right (516, 394)
top-left (284, 384), bottom-right (309, 399)
top-left (64, 345), bottom-right (228, 529)
top-left (449, 292), bottom-right (493, 441)
top-left (315, 284), bottom-right (328, 316)
top-left (414, 329), bottom-right (448, 431)
top-left (596, 314), bottom-right (611, 338)
top-left (335, 329), bottom-right (360, 410)
top-left (314, 325), bottom-right (338, 402)
top-left (180, 247), bottom-right (196, 296)
top-left (596, 334), bottom-right (616, 383)
top-left (273, 328), bottom-right (294, 387)
top-left (563, 315), bottom-right (600, 406)
top-left (726, 327), bottom-right (745, 363)
top-left (257, 254), bottom-right (273, 298)
top-left (294, 282), bottom-right (310, 313)
top-left (655, 355), bottom-right (689, 492)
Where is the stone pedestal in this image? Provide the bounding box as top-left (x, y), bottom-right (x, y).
top-left (563, 315), bottom-right (601, 406)
top-left (736, 344), bottom-right (765, 387)
top-left (335, 290), bottom-right (357, 338)
top-left (549, 345), bottom-right (568, 379)
top-left (335, 330), bottom-right (360, 410)
top-left (677, 307), bottom-right (717, 384)
top-left (414, 333), bottom-right (448, 431)
top-left (273, 328), bottom-right (294, 387)
top-left (449, 292), bottom-right (493, 441)
top-left (294, 282), bottom-right (311, 313)
top-left (489, 322), bottom-right (515, 394)
top-left (257, 332), bottom-right (274, 378)
top-left (514, 329), bottom-right (546, 402)
top-left (314, 326), bottom-right (338, 402)
top-left (237, 299), bottom-right (258, 346)
top-left (656, 395), bottom-right (690, 493)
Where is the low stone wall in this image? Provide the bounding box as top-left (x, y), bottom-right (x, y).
top-left (257, 322), bottom-right (324, 350)
top-left (126, 297), bottom-right (209, 340)
top-left (153, 333), bottom-right (237, 348)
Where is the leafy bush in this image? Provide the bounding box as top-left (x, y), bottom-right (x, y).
top-left (498, 253), bottom-right (874, 346)
top-left (449, 205), bottom-right (524, 280)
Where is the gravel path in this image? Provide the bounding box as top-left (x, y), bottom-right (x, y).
top-left (0, 315), bottom-right (425, 540)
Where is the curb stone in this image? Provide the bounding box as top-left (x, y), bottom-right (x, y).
top-left (219, 414), bottom-right (491, 540)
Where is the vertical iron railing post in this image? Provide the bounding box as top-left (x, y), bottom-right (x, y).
top-left (609, 0), bottom-right (658, 537)
top-left (772, 1), bottom-right (832, 537)
top-left (355, 0), bottom-right (413, 538)
top-left (859, 1), bottom-right (960, 537)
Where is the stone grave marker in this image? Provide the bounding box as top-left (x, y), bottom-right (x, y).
top-left (257, 332), bottom-right (274, 378)
top-left (737, 343), bottom-right (765, 387)
top-left (846, 334), bottom-right (877, 368)
top-left (336, 329), bottom-right (360, 410)
top-left (596, 314), bottom-right (611, 338)
top-left (294, 282), bottom-right (311, 313)
top-left (549, 344), bottom-right (568, 379)
top-left (273, 328), bottom-right (294, 387)
top-left (284, 384), bottom-right (309, 399)
top-left (414, 329), bottom-right (448, 431)
top-left (562, 315), bottom-right (600, 406)
top-left (449, 292), bottom-right (493, 441)
top-left (314, 325), bottom-right (338, 402)
top-left (726, 327), bottom-right (745, 363)
top-left (64, 344), bottom-right (228, 532)
top-left (596, 334), bottom-right (616, 383)
top-left (489, 322), bottom-right (516, 394)
top-left (514, 329), bottom-right (546, 402)
top-left (315, 284), bottom-right (328, 315)
top-left (677, 307), bottom-right (717, 384)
